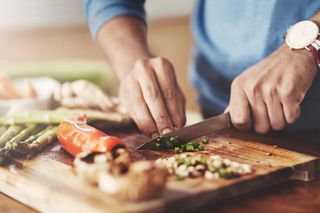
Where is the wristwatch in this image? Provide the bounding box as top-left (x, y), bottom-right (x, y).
top-left (285, 20), bottom-right (320, 68)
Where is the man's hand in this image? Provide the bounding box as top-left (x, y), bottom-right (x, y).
top-left (119, 57), bottom-right (186, 137)
top-left (229, 45), bottom-right (318, 134)
top-left (97, 17), bottom-right (186, 137)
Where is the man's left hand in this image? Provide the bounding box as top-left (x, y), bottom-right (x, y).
top-left (228, 45), bottom-right (318, 134)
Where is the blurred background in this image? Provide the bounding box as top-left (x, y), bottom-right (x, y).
top-left (0, 0), bottom-right (198, 111)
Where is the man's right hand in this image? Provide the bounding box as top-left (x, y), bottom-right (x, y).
top-left (119, 57), bottom-right (186, 138)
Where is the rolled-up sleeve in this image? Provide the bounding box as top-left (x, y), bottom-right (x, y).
top-left (83, 0), bottom-right (146, 39)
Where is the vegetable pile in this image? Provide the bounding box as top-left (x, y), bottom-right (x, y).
top-left (155, 136), bottom-right (209, 153)
top-left (155, 153), bottom-right (252, 180)
top-left (56, 120), bottom-right (168, 201)
top-left (74, 151), bottom-right (168, 201)
top-left (0, 124), bottom-right (58, 165)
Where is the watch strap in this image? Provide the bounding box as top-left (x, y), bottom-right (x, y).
top-left (307, 38), bottom-right (320, 68)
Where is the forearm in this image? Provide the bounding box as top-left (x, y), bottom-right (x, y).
top-left (98, 17), bottom-right (151, 79)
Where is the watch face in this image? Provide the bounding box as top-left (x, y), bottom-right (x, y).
top-left (285, 20), bottom-right (319, 49)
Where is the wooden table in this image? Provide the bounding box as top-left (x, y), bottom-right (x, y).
top-left (1, 179), bottom-right (319, 213)
top-left (0, 129), bottom-right (319, 213)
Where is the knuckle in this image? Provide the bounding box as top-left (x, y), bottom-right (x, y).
top-left (154, 114), bottom-right (169, 126)
top-left (279, 88), bottom-right (296, 103)
top-left (134, 58), bottom-right (149, 69)
top-left (145, 85), bottom-right (160, 99)
top-left (163, 88), bottom-right (175, 100)
top-left (249, 82), bottom-right (262, 97)
top-left (263, 84), bottom-right (278, 99)
top-left (153, 57), bottom-right (173, 75)
top-left (154, 57), bottom-right (169, 66)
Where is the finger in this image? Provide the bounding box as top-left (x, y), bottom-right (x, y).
top-left (229, 82), bottom-right (251, 130)
top-left (124, 78), bottom-right (159, 137)
top-left (177, 88), bottom-right (187, 127)
top-left (249, 95), bottom-right (270, 134)
top-left (283, 102), bottom-right (301, 124)
top-left (264, 90), bottom-right (286, 131)
top-left (151, 58), bottom-right (186, 128)
top-left (134, 62), bottom-right (173, 134)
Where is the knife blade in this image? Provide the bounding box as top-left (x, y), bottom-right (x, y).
top-left (137, 112), bottom-right (232, 150)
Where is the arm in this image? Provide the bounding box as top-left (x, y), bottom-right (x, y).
top-left (228, 11), bottom-right (320, 133)
top-left (98, 17), bottom-right (150, 79)
top-left (85, 0), bottom-right (186, 137)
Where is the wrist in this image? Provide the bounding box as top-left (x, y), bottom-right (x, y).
top-left (283, 44), bottom-right (318, 72)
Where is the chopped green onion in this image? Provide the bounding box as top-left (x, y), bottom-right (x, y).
top-left (198, 156), bottom-right (207, 165)
top-left (185, 144), bottom-right (195, 152)
top-left (155, 143), bottom-right (161, 150)
top-left (201, 137), bottom-right (209, 144)
top-left (175, 175), bottom-right (185, 181)
top-left (198, 143), bottom-right (205, 151)
top-left (174, 147), bottom-right (181, 153)
top-left (184, 158), bottom-right (192, 167)
top-left (218, 168), bottom-right (228, 178)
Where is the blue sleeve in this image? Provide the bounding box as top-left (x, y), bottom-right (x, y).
top-left (83, 0), bottom-right (146, 39)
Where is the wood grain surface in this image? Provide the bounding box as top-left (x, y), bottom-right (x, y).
top-left (0, 127), bottom-right (319, 213)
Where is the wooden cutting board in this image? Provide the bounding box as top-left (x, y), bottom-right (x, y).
top-left (0, 128), bottom-right (320, 213)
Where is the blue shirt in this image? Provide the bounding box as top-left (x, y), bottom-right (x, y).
top-left (84, 0), bottom-right (320, 130)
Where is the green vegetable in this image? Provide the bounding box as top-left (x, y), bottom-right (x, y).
top-left (153, 135), bottom-right (208, 152)
top-left (198, 156), bottom-right (207, 165)
top-left (218, 168), bottom-right (229, 178)
top-left (184, 144), bottom-right (195, 152)
top-left (201, 137), bottom-right (209, 144)
top-left (174, 147), bottom-right (181, 153)
top-left (0, 108), bottom-right (131, 126)
top-left (0, 125), bottom-right (23, 148)
top-left (155, 143), bottom-right (162, 150)
top-left (26, 126), bottom-right (58, 158)
top-left (14, 125), bottom-right (54, 156)
top-left (198, 143), bottom-right (205, 151)
top-left (184, 158), bottom-right (192, 167)
top-left (175, 175), bottom-right (185, 181)
top-left (0, 124), bottom-right (39, 164)
top-left (209, 168), bottom-right (218, 173)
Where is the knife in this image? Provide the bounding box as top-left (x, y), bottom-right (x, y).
top-left (137, 112), bottom-right (232, 150)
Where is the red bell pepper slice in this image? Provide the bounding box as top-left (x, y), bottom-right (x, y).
top-left (57, 120), bottom-right (124, 157)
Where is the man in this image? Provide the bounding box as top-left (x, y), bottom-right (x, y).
top-left (84, 0), bottom-right (320, 138)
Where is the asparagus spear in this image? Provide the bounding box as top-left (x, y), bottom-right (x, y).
top-left (0, 124), bottom-right (39, 164)
top-left (13, 125), bottom-right (53, 156)
top-left (0, 108), bottom-right (131, 125)
top-left (0, 125), bottom-right (23, 148)
top-left (26, 125), bottom-right (58, 159)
